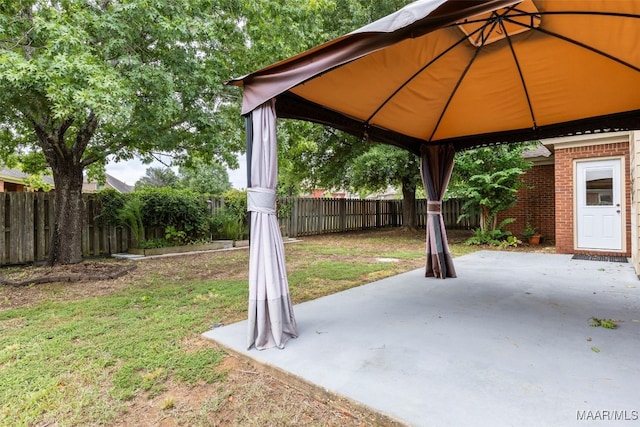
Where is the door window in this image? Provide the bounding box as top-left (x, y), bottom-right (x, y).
top-left (585, 168), bottom-right (613, 206)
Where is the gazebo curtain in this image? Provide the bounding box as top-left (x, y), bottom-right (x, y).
top-left (420, 143), bottom-right (457, 279)
top-left (246, 100), bottom-right (298, 350)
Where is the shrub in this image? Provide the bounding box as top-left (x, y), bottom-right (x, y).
top-left (137, 188), bottom-right (210, 240)
top-left (164, 225), bottom-right (188, 245)
top-left (94, 189), bottom-right (126, 226)
top-left (465, 218), bottom-right (516, 246)
top-left (210, 207), bottom-right (247, 240)
top-left (137, 238), bottom-right (169, 249)
top-left (208, 189), bottom-right (249, 240)
top-left (118, 196), bottom-right (145, 246)
top-left (221, 189), bottom-right (248, 227)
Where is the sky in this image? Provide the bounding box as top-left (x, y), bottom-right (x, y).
top-left (105, 153), bottom-right (248, 189)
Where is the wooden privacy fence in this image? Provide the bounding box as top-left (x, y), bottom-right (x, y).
top-left (276, 197), bottom-right (477, 238)
top-left (1, 192), bottom-right (476, 266)
top-left (1, 192), bottom-right (130, 266)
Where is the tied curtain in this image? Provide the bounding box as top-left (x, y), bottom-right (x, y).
top-left (246, 100), bottom-right (298, 350)
top-left (420, 144), bottom-right (457, 279)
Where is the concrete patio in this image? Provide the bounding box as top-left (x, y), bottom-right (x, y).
top-left (203, 251), bottom-right (640, 426)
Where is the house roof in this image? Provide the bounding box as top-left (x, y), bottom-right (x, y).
top-left (105, 174), bottom-right (134, 193)
top-left (1, 167), bottom-right (133, 193)
top-left (523, 144), bottom-right (552, 159)
top-left (0, 166), bottom-right (55, 186)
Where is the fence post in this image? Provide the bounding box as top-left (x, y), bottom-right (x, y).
top-left (35, 193), bottom-right (47, 261)
top-left (291, 197), bottom-right (299, 238)
top-left (339, 198), bottom-right (346, 232)
top-left (317, 198), bottom-right (323, 234)
top-left (391, 201), bottom-right (397, 227)
top-left (0, 193), bottom-right (5, 265)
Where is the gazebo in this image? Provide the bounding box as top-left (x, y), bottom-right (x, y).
top-left (228, 0), bottom-right (640, 349)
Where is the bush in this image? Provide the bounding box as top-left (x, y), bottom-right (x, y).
top-left (465, 218), bottom-right (516, 246)
top-left (137, 188), bottom-right (210, 240)
top-left (210, 207), bottom-right (247, 240)
top-left (208, 189), bottom-right (249, 240)
top-left (137, 238), bottom-right (169, 249)
top-left (95, 189), bottom-right (126, 226)
top-left (118, 196), bottom-right (145, 246)
top-left (221, 189), bottom-right (248, 228)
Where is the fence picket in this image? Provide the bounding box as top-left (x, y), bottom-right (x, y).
top-left (0, 193), bottom-right (5, 264)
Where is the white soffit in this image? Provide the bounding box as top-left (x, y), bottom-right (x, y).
top-left (542, 131), bottom-right (631, 150)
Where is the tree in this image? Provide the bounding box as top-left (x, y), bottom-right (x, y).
top-left (0, 1), bottom-right (246, 264)
top-left (349, 145), bottom-right (422, 229)
top-left (178, 160), bottom-right (231, 196)
top-left (277, 124), bottom-right (422, 227)
top-left (449, 143), bottom-right (533, 232)
top-left (135, 167), bottom-right (179, 190)
top-left (263, 0), bottom-right (423, 225)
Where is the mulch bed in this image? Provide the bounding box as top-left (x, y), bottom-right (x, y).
top-left (0, 261), bottom-right (137, 286)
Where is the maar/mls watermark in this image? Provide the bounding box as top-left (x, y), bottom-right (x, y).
top-left (577, 410), bottom-right (639, 422)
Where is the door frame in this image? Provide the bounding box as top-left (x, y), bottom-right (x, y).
top-left (573, 156), bottom-right (626, 252)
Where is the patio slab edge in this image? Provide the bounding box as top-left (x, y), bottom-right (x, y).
top-left (202, 334), bottom-right (408, 427)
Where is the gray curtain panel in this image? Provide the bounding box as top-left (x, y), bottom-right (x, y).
top-left (420, 144), bottom-right (457, 279)
top-left (246, 100), bottom-right (298, 350)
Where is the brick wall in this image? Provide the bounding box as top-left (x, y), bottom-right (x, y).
top-left (500, 164), bottom-right (555, 242)
top-left (554, 142), bottom-right (631, 256)
top-left (631, 132), bottom-right (640, 273)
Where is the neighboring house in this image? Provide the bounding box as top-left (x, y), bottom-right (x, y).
top-left (82, 174), bottom-right (134, 194)
top-left (308, 188), bottom-right (357, 199)
top-left (0, 167), bottom-right (55, 192)
top-left (365, 187), bottom-right (402, 200)
top-left (501, 131), bottom-right (640, 275)
top-left (309, 187), bottom-right (400, 199)
top-left (0, 166), bottom-right (132, 194)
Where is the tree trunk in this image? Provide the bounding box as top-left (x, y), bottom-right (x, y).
top-left (48, 162), bottom-right (85, 265)
top-left (479, 205), bottom-right (493, 232)
top-left (401, 179), bottom-right (417, 230)
top-left (30, 112), bottom-right (98, 266)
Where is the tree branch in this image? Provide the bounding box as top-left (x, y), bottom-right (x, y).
top-left (72, 112), bottom-right (99, 161)
top-left (59, 117), bottom-right (74, 140)
top-left (80, 139), bottom-right (131, 168)
top-left (20, 111), bottom-right (64, 168)
top-left (150, 152), bottom-right (174, 168)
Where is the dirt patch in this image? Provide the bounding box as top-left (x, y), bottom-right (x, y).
top-left (112, 348), bottom-right (396, 427)
top-left (0, 261), bottom-right (141, 311)
top-left (0, 251), bottom-right (249, 312)
top-left (0, 261), bottom-right (136, 286)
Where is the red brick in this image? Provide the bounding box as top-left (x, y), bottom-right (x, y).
top-left (499, 142), bottom-right (631, 256)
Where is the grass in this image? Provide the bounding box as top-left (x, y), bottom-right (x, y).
top-left (0, 228), bottom-right (476, 426)
top-left (0, 280), bottom-right (231, 425)
top-left (589, 317), bottom-right (618, 329)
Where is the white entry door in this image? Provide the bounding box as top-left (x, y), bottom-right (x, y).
top-left (576, 159), bottom-right (622, 251)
